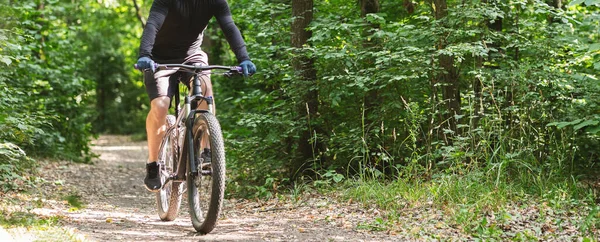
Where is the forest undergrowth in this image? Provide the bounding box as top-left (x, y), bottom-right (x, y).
top-left (2, 0), bottom-right (600, 240)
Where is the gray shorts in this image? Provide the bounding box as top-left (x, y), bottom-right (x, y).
top-left (144, 51), bottom-right (209, 101)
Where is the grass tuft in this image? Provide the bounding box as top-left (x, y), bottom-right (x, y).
top-left (343, 165), bottom-right (600, 239)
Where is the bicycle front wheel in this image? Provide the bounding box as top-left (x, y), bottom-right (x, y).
top-left (156, 115), bottom-right (183, 221)
top-left (186, 112), bottom-right (226, 234)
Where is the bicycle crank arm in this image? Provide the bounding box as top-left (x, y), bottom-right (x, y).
top-left (165, 174), bottom-right (186, 183)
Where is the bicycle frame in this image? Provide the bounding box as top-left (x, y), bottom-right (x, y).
top-left (153, 64), bottom-right (240, 186)
top-left (167, 72), bottom-right (208, 184)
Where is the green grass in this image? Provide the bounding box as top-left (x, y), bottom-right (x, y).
top-left (342, 166), bottom-right (600, 240)
top-left (1, 191), bottom-right (89, 242)
top-left (64, 194), bottom-right (84, 210)
top-left (0, 209), bottom-right (87, 242)
top-left (0, 210), bottom-right (61, 228)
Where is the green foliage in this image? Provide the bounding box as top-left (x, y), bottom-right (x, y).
top-left (344, 167), bottom-right (599, 239)
top-left (0, 0), bottom-right (158, 191)
top-left (1, 0), bottom-right (600, 239)
top-left (79, 1), bottom-right (148, 134)
top-left (0, 143), bottom-right (35, 191)
top-left (219, 0), bottom-right (296, 192)
top-left (216, 0), bottom-right (600, 193)
top-left (2, 0), bottom-right (599, 222)
top-left (1, 0), bottom-right (96, 162)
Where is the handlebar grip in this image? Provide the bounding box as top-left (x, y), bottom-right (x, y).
top-left (134, 63), bottom-right (158, 70)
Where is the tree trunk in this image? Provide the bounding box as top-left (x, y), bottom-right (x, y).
top-left (291, 0), bottom-right (320, 179)
top-left (432, 0), bottom-right (460, 138)
top-left (473, 0), bottom-right (504, 130)
top-left (537, 0), bottom-right (562, 162)
top-left (359, 0), bottom-right (381, 166)
top-left (548, 0), bottom-right (562, 9)
top-left (360, 0), bottom-right (379, 16)
top-left (403, 0), bottom-right (415, 14)
top-left (547, 0), bottom-right (562, 23)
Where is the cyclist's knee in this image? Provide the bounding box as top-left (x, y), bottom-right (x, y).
top-left (150, 96), bottom-right (170, 116)
top-left (201, 76), bottom-right (213, 96)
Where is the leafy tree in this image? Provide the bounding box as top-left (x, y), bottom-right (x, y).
top-left (291, 0), bottom-right (325, 179)
top-left (2, 0), bottom-right (600, 194)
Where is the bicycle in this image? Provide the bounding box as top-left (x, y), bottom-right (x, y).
top-left (136, 63), bottom-right (242, 234)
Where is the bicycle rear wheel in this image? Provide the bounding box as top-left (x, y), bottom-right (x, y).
top-left (186, 112), bottom-right (226, 234)
top-left (156, 115), bottom-right (183, 221)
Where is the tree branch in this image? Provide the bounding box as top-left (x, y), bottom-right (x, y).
top-left (132, 0), bottom-right (146, 29)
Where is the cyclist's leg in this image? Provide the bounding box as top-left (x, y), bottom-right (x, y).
top-left (144, 69), bottom-right (177, 191)
top-left (196, 74), bottom-right (215, 114)
top-left (147, 97), bottom-right (170, 162)
top-left (145, 70), bottom-right (176, 162)
top-left (198, 74), bottom-right (213, 156)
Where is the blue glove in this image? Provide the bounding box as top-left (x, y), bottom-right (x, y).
top-left (239, 60), bottom-right (256, 77)
top-left (136, 57), bottom-right (156, 72)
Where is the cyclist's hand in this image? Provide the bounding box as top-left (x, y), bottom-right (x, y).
top-left (137, 57), bottom-right (156, 72)
top-left (239, 60), bottom-right (256, 77)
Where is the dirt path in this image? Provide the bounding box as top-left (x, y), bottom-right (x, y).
top-left (25, 135), bottom-right (396, 242)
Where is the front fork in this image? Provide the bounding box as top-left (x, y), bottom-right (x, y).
top-left (167, 92), bottom-right (214, 183)
top-left (184, 95), bottom-right (214, 179)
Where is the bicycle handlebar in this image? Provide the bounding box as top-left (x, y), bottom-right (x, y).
top-left (134, 63), bottom-right (243, 73)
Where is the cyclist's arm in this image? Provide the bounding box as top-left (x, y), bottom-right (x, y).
top-left (138, 0), bottom-right (170, 59)
top-left (213, 0), bottom-right (250, 63)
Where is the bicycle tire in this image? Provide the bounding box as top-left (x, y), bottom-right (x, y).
top-left (186, 112), bottom-right (226, 234)
top-left (156, 115), bottom-right (183, 221)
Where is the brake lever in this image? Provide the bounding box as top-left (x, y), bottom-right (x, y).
top-left (223, 66), bottom-right (244, 77)
top-left (232, 66), bottom-right (256, 77)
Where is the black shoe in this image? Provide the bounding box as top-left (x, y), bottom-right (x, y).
top-left (144, 162), bottom-right (161, 192)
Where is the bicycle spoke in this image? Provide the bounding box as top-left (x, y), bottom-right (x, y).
top-left (155, 115), bottom-right (183, 221)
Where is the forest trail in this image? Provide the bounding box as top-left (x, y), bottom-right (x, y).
top-left (6, 135), bottom-right (399, 242)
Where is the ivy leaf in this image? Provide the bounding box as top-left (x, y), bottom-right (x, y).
top-left (574, 119), bottom-right (599, 131)
top-left (0, 56), bottom-right (11, 66)
top-left (547, 119), bottom-right (583, 129)
top-left (585, 0), bottom-right (600, 6)
top-left (568, 0), bottom-right (585, 6)
top-left (365, 13), bottom-right (386, 25)
top-left (590, 43), bottom-right (600, 52)
top-left (333, 173), bottom-right (344, 183)
top-left (586, 125), bottom-right (600, 134)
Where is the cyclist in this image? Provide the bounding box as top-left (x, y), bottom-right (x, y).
top-left (136, 0), bottom-right (256, 192)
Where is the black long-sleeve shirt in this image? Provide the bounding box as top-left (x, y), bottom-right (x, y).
top-left (138, 0), bottom-right (249, 63)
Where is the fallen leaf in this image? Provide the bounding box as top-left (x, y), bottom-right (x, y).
top-left (435, 222), bottom-right (444, 229)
